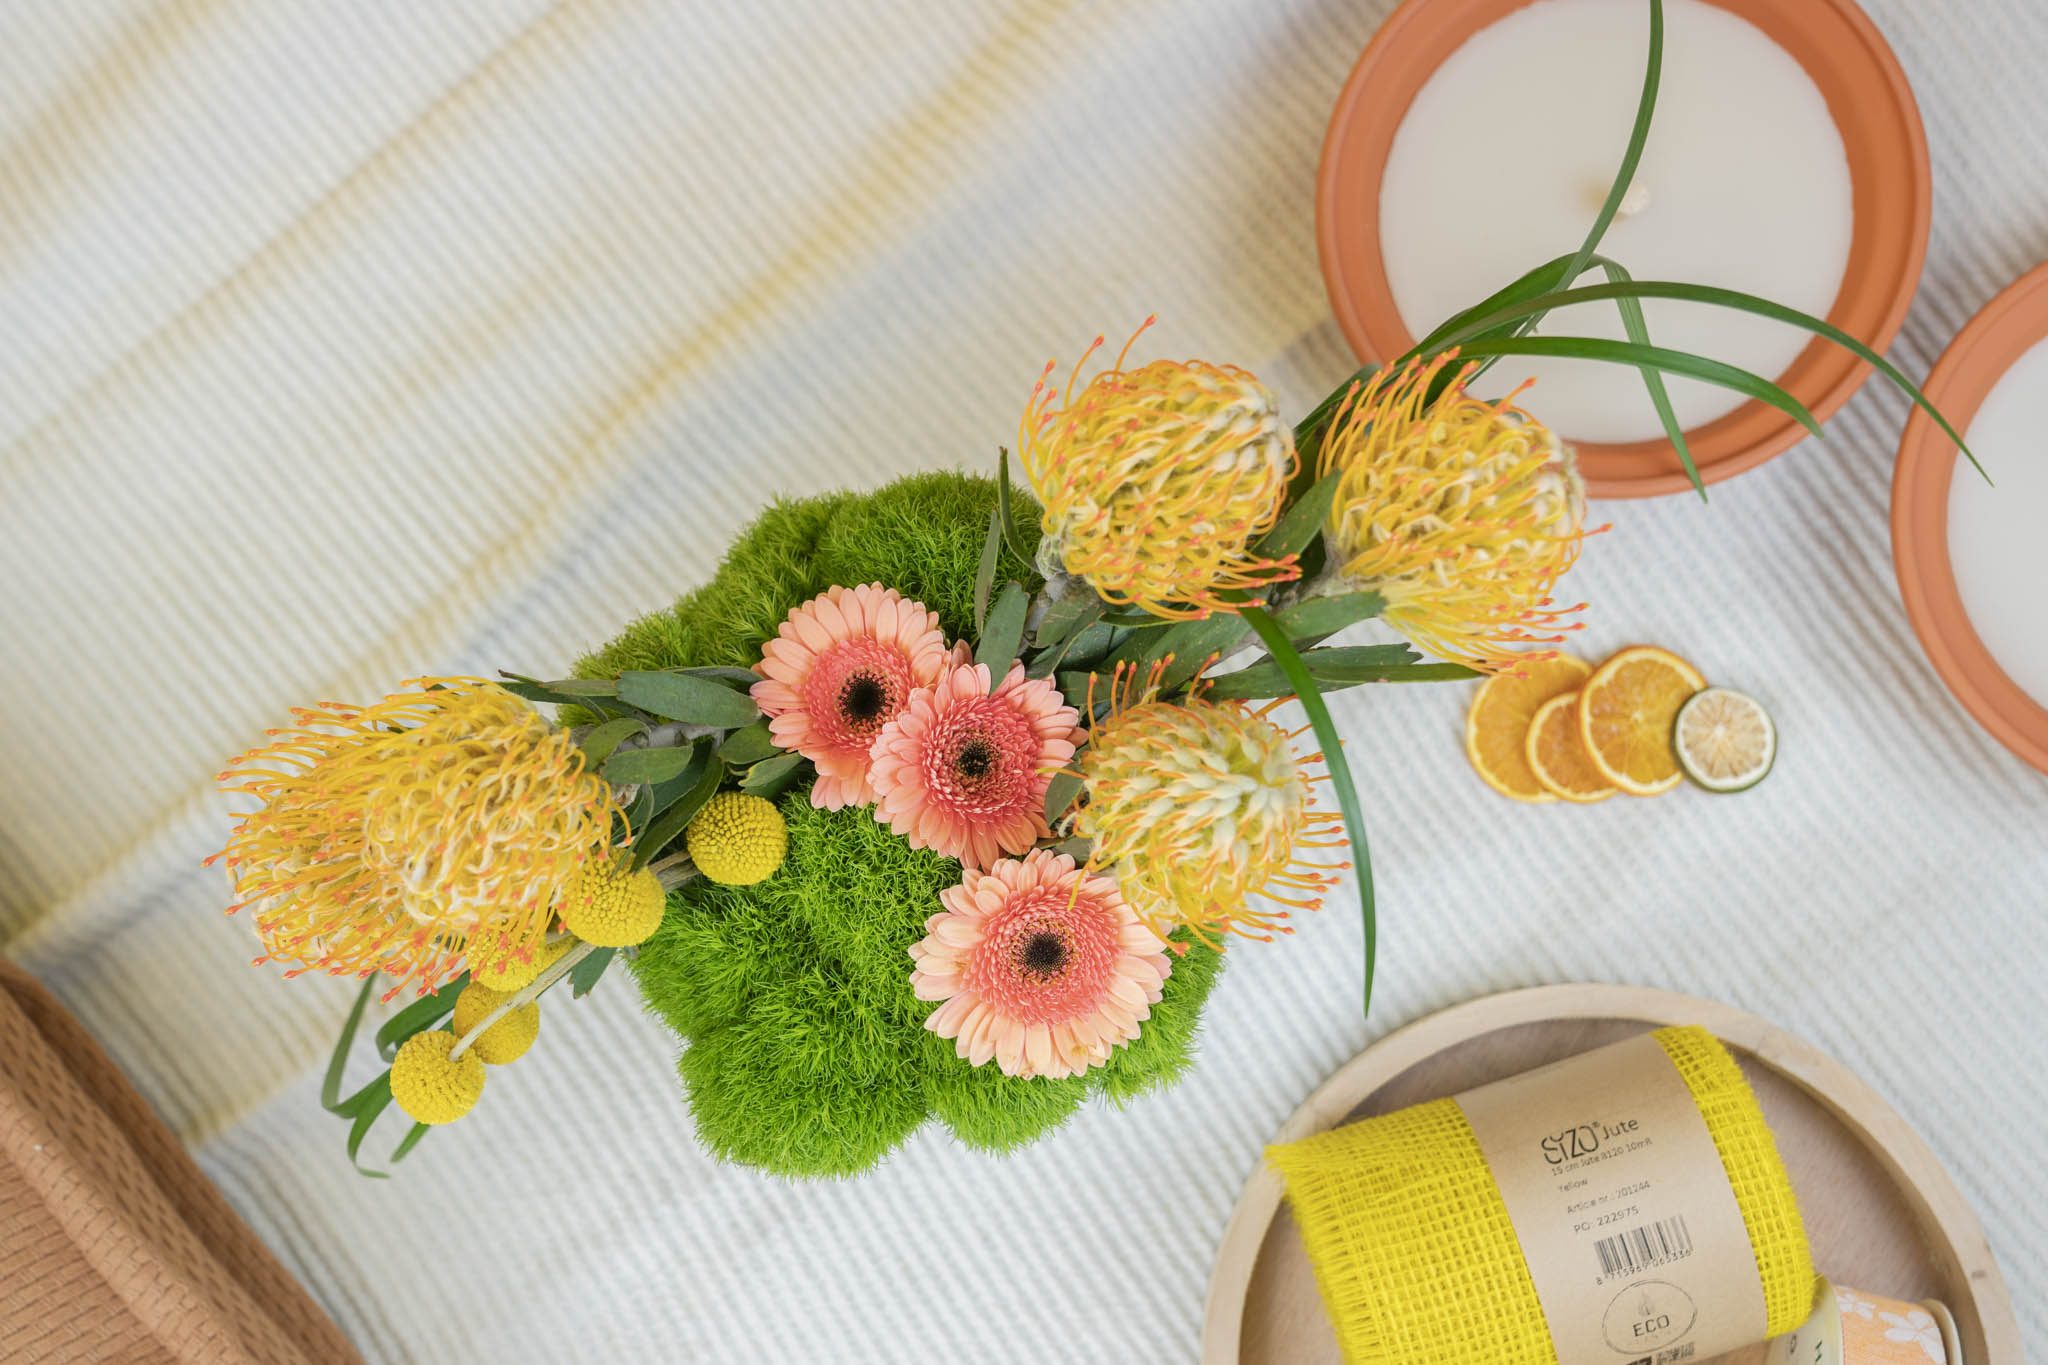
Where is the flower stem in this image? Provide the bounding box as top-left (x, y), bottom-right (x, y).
top-left (448, 940), bottom-right (597, 1060)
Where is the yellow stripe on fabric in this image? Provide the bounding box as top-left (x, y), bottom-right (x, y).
top-left (1267, 1025), bottom-right (1814, 1364)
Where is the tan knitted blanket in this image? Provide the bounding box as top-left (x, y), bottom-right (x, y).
top-left (0, 959), bottom-right (358, 1364)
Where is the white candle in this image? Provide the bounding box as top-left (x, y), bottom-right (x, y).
top-left (1949, 338), bottom-right (2048, 705)
top-left (1378, 0), bottom-right (1854, 445)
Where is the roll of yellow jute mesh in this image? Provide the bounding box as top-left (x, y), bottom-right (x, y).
top-left (1267, 1025), bottom-right (1814, 1365)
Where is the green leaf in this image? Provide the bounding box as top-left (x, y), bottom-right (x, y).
top-left (375, 973), bottom-right (467, 1063)
top-left (1453, 336), bottom-right (1822, 436)
top-left (1043, 770), bottom-right (1084, 826)
top-left (643, 741), bottom-right (709, 818)
top-left (1053, 621), bottom-right (1120, 672)
top-left (973, 501), bottom-right (1004, 633)
top-left (1202, 644), bottom-right (1427, 699)
top-left (390, 1122), bottom-right (431, 1165)
top-left (1056, 670), bottom-right (1112, 718)
top-left (570, 945), bottom-right (618, 997)
top-left (1032, 593), bottom-right (1102, 651)
top-left (345, 1074), bottom-right (395, 1179)
top-left (1272, 591), bottom-right (1386, 640)
top-left (1424, 278), bottom-right (1986, 484)
top-left (617, 783), bottom-right (652, 839)
top-left (633, 754), bottom-right (726, 868)
top-left (976, 581), bottom-right (1029, 674)
top-left (739, 751), bottom-right (806, 801)
top-left (1157, 612), bottom-right (1252, 691)
top-left (675, 666), bottom-right (764, 686)
top-left (995, 448), bottom-right (1040, 566)
top-left (501, 674), bottom-right (620, 697)
top-left (1240, 605), bottom-right (1376, 1019)
top-left (716, 721), bottom-right (781, 767)
top-left (321, 977), bottom-right (377, 1114)
top-left (576, 717), bottom-right (646, 769)
top-left (616, 671), bottom-right (760, 728)
top-left (1252, 469), bottom-right (1342, 561)
top-left (602, 745), bottom-right (700, 786)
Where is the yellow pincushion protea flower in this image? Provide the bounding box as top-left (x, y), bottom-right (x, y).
top-left (1018, 318), bottom-right (1300, 619)
top-left (390, 1030), bottom-right (485, 1125)
top-left (210, 678), bottom-right (620, 999)
top-left (1069, 665), bottom-right (1345, 944)
top-left (1319, 352), bottom-right (1598, 671)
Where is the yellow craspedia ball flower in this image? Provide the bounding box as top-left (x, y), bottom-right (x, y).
top-left (467, 932), bottom-right (572, 993)
top-left (558, 853), bottom-right (666, 946)
top-left (1018, 318), bottom-right (1300, 620)
top-left (450, 982), bottom-right (539, 1065)
top-left (1320, 350), bottom-right (1597, 672)
top-left (685, 792), bottom-right (788, 887)
top-left (390, 1030), bottom-right (484, 1125)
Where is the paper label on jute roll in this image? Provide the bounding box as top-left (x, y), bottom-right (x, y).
top-left (1454, 1033), bottom-right (1767, 1365)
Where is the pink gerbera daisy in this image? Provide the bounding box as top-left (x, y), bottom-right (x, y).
top-left (751, 584), bottom-right (956, 809)
top-left (910, 849), bottom-right (1173, 1079)
top-left (868, 661), bottom-right (1081, 868)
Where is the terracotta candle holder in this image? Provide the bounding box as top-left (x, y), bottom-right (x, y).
top-left (1892, 263), bottom-right (2048, 777)
top-left (1317, 0), bottom-right (1930, 499)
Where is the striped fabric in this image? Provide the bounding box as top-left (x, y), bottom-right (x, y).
top-left (2, 2), bottom-right (2042, 1359)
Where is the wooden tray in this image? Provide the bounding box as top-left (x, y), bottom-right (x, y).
top-left (1203, 984), bottom-right (2018, 1363)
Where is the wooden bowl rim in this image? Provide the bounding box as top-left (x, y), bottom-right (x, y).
top-left (1200, 983), bottom-right (2019, 1363)
top-left (1314, 0), bottom-right (1931, 499)
top-left (1889, 261), bottom-right (2048, 776)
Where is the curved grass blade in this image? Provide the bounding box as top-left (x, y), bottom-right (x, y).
top-left (973, 502), bottom-right (1003, 633)
top-left (1553, 0), bottom-right (1663, 322)
top-left (390, 1122), bottom-right (431, 1165)
top-left (321, 978), bottom-right (377, 1114)
top-left (1240, 605), bottom-right (1376, 1017)
top-left (1453, 337), bottom-right (1821, 436)
top-left (1427, 280), bottom-right (1985, 483)
top-left (995, 449), bottom-right (1040, 566)
top-left (345, 1073), bottom-right (395, 1178)
top-left (1593, 258), bottom-right (1698, 497)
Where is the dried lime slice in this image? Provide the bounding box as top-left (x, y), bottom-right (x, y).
top-left (1673, 687), bottom-right (1776, 793)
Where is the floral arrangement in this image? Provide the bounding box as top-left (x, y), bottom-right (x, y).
top-left (208, 0), bottom-right (1969, 1178)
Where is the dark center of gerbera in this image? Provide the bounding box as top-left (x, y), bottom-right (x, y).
top-left (1019, 930), bottom-right (1069, 976)
top-left (838, 672), bottom-right (891, 727)
top-left (954, 738), bottom-right (998, 781)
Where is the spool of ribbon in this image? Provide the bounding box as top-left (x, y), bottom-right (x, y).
top-left (1269, 1025), bottom-right (1814, 1364)
top-left (1773, 1281), bottom-right (1963, 1365)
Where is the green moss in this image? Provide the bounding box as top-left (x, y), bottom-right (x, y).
top-left (811, 470), bottom-right (1042, 640)
top-left (920, 1028), bottom-right (1089, 1152)
top-left (1091, 934), bottom-right (1227, 1103)
top-left (603, 474), bottom-right (1224, 1175)
top-left (774, 800), bottom-right (952, 1024)
top-left (680, 962), bottom-right (928, 1179)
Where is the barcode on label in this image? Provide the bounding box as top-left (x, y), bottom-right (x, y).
top-left (1594, 1215), bottom-right (1693, 1278)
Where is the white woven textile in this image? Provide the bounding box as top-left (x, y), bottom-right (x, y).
top-left (2, 2), bottom-right (2043, 1360)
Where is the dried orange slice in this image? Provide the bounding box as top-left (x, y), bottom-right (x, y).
top-left (1525, 692), bottom-right (1617, 802)
top-left (1578, 646), bottom-right (1707, 796)
top-left (1463, 654), bottom-right (1592, 802)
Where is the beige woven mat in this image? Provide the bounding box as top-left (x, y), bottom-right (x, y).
top-left (0, 959), bottom-right (359, 1364)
